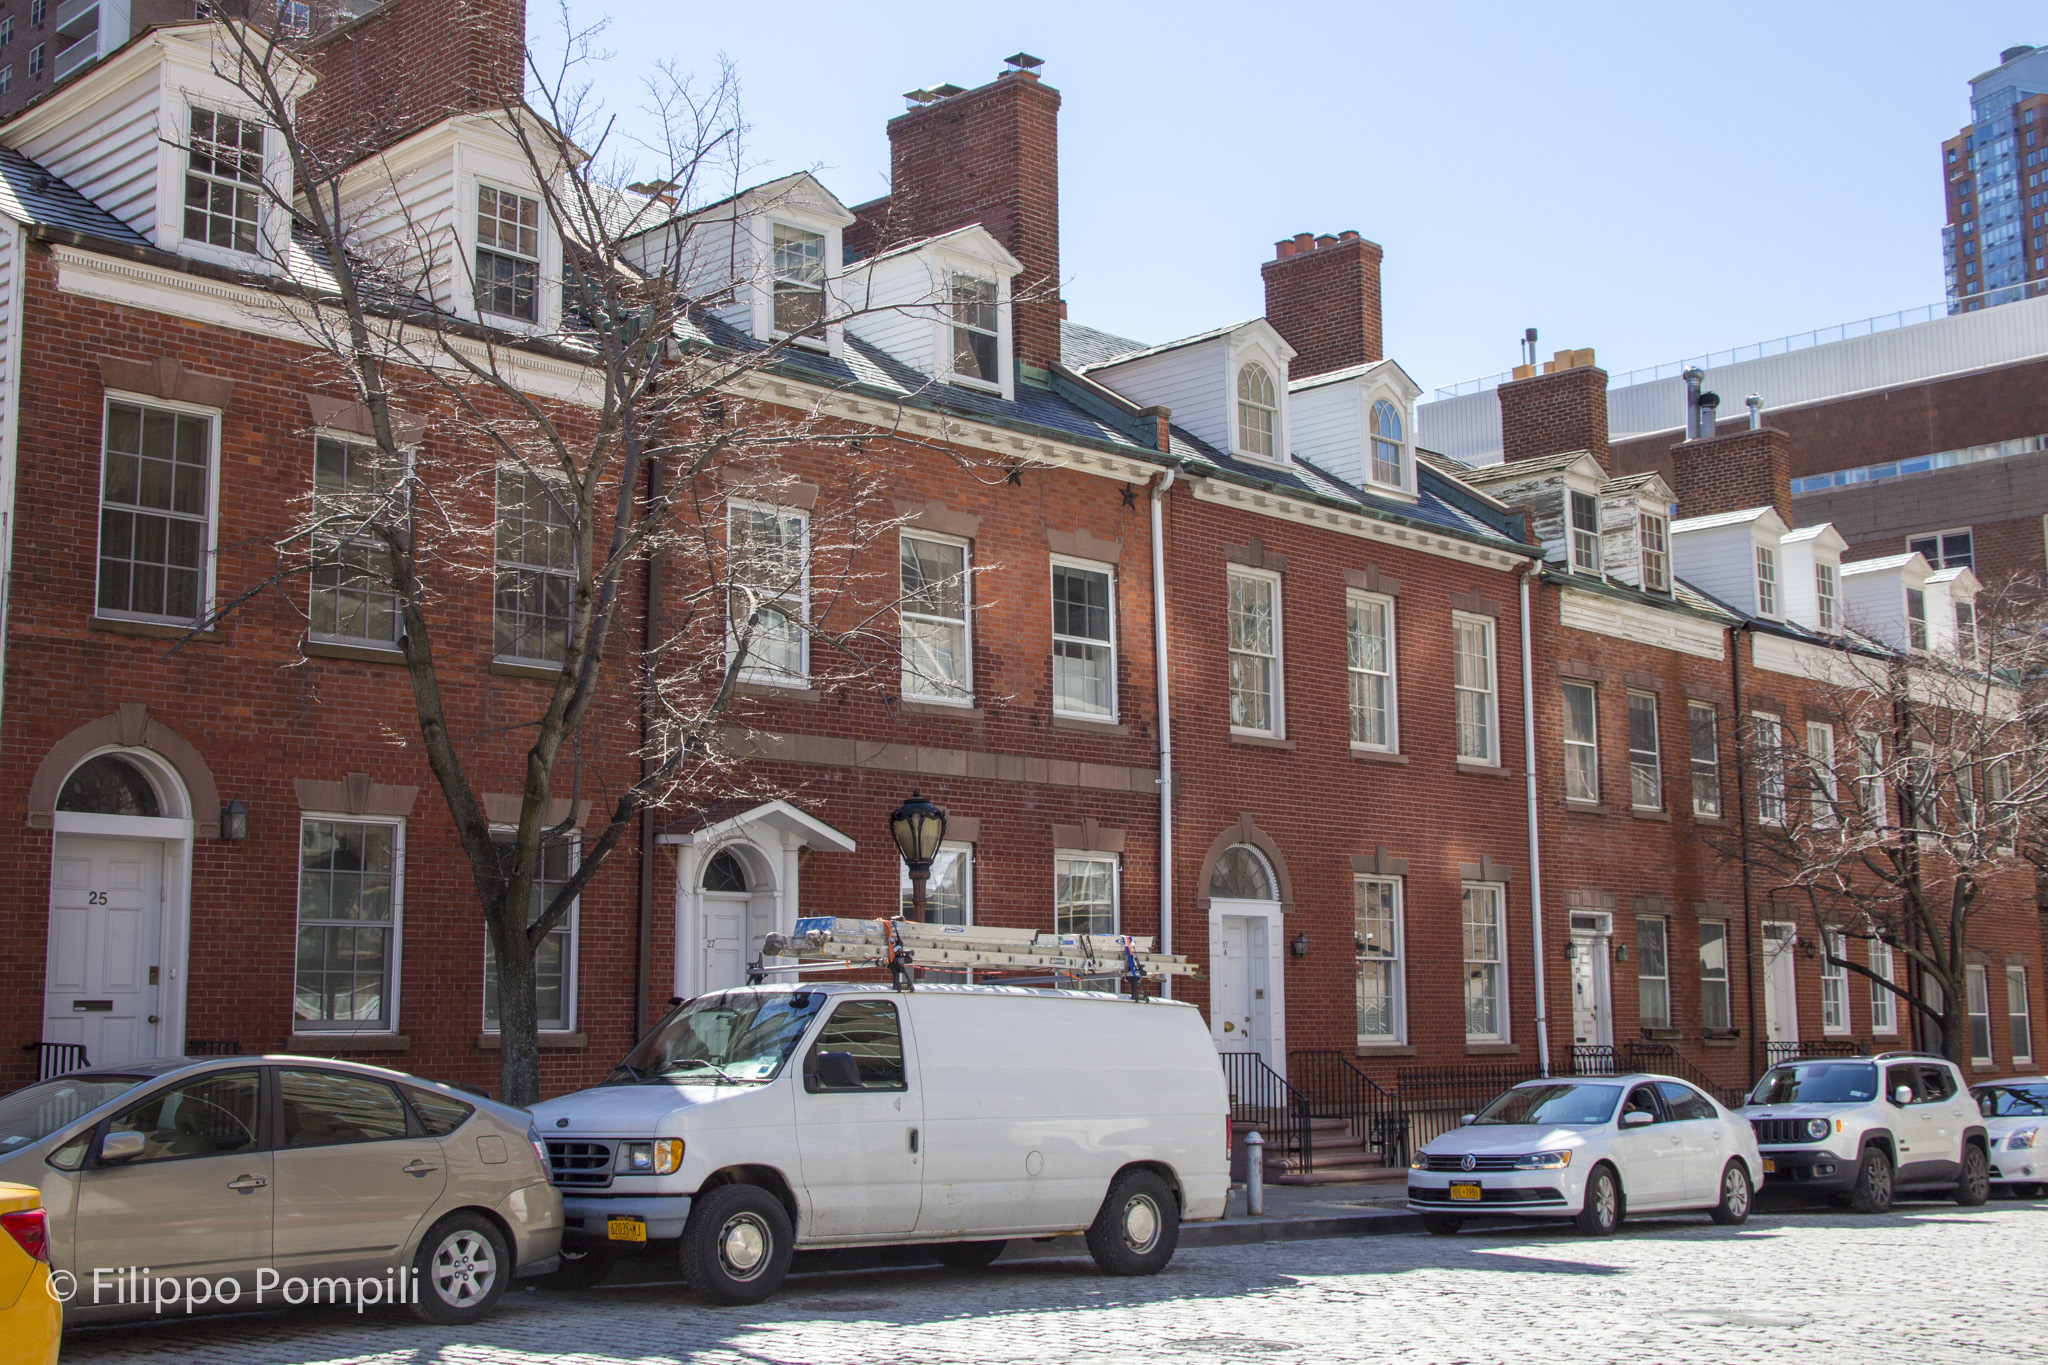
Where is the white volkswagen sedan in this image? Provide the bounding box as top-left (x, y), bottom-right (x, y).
top-left (1407, 1074), bottom-right (1763, 1235)
top-left (1972, 1077), bottom-right (2048, 1198)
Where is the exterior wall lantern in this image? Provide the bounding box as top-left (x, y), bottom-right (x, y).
top-left (219, 800), bottom-right (249, 842)
top-left (1290, 932), bottom-right (1310, 958)
top-left (888, 791), bottom-right (947, 922)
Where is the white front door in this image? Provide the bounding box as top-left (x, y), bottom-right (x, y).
top-left (1763, 922), bottom-right (1799, 1044)
top-left (45, 837), bottom-right (163, 1066)
top-left (702, 893), bottom-right (749, 992)
top-left (1570, 921), bottom-right (1611, 1048)
top-left (1213, 913), bottom-right (1274, 1067)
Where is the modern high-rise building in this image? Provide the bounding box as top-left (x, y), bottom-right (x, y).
top-left (1943, 44), bottom-right (2048, 313)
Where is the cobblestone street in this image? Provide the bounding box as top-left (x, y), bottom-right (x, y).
top-left (59, 1199), bottom-right (2047, 1365)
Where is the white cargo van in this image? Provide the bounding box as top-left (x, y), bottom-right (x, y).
top-left (528, 983), bottom-right (1230, 1303)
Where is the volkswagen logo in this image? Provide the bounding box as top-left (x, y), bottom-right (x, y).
top-left (1461, 1154), bottom-right (1477, 1172)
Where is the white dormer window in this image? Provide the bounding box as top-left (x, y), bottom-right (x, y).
top-left (1237, 363), bottom-right (1277, 458)
top-left (1639, 511), bottom-right (1670, 592)
top-left (949, 274), bottom-right (1000, 385)
top-left (1369, 399), bottom-right (1404, 486)
top-left (277, 2), bottom-right (313, 38)
top-left (1816, 562), bottom-right (1840, 632)
top-left (772, 223), bottom-right (826, 335)
top-left (1755, 544), bottom-right (1778, 616)
top-left (476, 186), bottom-right (541, 323)
top-left (1955, 599), bottom-right (1978, 660)
top-left (185, 108), bottom-right (265, 255)
top-left (1905, 587), bottom-right (1928, 650)
top-left (1569, 490), bottom-right (1601, 574)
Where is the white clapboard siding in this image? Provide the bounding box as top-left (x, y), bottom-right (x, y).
top-left (1089, 338), bottom-right (1228, 453)
top-left (1670, 522), bottom-right (1764, 616)
top-left (842, 252), bottom-right (945, 377)
top-left (15, 68), bottom-right (164, 241)
top-left (1289, 379), bottom-right (1362, 485)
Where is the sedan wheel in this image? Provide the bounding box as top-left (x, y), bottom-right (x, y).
top-left (1572, 1165), bottom-right (1621, 1236)
top-left (1709, 1161), bottom-right (1753, 1226)
top-left (411, 1212), bottom-right (509, 1325)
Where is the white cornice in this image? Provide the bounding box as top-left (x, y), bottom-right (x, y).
top-left (1188, 475), bottom-right (1533, 568)
top-left (1559, 587), bottom-right (1726, 660)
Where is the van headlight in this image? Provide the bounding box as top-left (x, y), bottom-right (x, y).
top-left (615, 1138), bottom-right (685, 1175)
top-left (2009, 1128), bottom-right (2039, 1150)
top-left (1514, 1150), bottom-right (1572, 1169)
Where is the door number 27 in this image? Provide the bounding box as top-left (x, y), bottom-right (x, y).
top-left (87, 891), bottom-right (108, 905)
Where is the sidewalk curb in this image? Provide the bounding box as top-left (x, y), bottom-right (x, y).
top-left (997, 1209), bottom-right (1421, 1261)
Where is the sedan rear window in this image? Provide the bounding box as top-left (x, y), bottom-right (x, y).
top-left (1472, 1083), bottom-right (1621, 1126)
top-left (1747, 1062), bottom-right (1878, 1106)
top-left (0, 1074), bottom-right (153, 1153)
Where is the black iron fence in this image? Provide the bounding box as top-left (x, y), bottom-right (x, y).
top-left (1218, 1051), bottom-right (1316, 1174)
top-left (1394, 1061), bottom-right (1544, 1151)
top-left (21, 1041), bottom-right (89, 1082)
top-left (183, 1040), bottom-right (242, 1056)
top-left (1764, 1038), bottom-right (1868, 1068)
top-left (1289, 1050), bottom-right (1410, 1168)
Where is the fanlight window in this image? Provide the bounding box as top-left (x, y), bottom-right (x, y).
top-left (59, 755), bottom-right (162, 818)
top-left (1369, 399), bottom-right (1404, 486)
top-left (1237, 363), bottom-right (1277, 458)
top-left (702, 850), bottom-right (749, 893)
top-left (1210, 844), bottom-right (1275, 900)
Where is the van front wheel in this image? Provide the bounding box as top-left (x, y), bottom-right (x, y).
top-left (681, 1185), bottom-right (793, 1305)
top-left (1086, 1169), bottom-right (1179, 1276)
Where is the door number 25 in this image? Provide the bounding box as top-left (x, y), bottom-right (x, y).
top-left (87, 891), bottom-right (109, 905)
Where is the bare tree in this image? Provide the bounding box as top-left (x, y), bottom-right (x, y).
top-left (183, 10), bottom-right (996, 1102)
top-left (1707, 580), bottom-right (2048, 1068)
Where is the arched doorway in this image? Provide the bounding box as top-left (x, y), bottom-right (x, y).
top-left (1208, 843), bottom-right (1284, 1069)
top-left (44, 749), bottom-right (196, 1068)
top-left (699, 848), bottom-right (760, 990)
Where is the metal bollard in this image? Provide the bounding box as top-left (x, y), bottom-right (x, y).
top-left (1244, 1130), bottom-right (1264, 1216)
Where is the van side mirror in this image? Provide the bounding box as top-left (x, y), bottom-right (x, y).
top-left (99, 1131), bottom-right (146, 1163)
top-left (1893, 1086), bottom-right (1914, 1105)
top-left (809, 1051), bottom-right (862, 1092)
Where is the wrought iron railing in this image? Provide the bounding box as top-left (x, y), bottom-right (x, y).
top-left (1764, 1039), bottom-right (1868, 1069)
top-left (183, 1040), bottom-right (242, 1056)
top-left (22, 1041), bottom-right (90, 1082)
top-left (1622, 1041), bottom-right (1748, 1109)
top-left (1289, 1050), bottom-right (1409, 1168)
top-left (1569, 1044), bottom-right (1619, 1076)
top-left (1219, 1051), bottom-right (1316, 1175)
top-left (1394, 1062), bottom-right (1542, 1151)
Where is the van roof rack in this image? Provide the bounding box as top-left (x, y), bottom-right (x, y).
top-left (751, 916), bottom-right (1196, 999)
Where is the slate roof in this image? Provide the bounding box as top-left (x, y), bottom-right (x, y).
top-left (0, 147), bottom-right (151, 245)
top-left (1074, 320), bottom-right (1255, 372)
top-left (1672, 506), bottom-right (1777, 532)
top-left (1059, 320), bottom-right (1147, 368)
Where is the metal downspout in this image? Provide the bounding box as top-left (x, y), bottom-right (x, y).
top-left (1731, 622), bottom-right (1759, 1081)
top-left (1151, 465), bottom-right (1179, 996)
top-left (636, 453), bottom-right (666, 1033)
top-left (1521, 562), bottom-right (1551, 1076)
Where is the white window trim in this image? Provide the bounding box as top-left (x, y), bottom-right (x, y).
top-left (1345, 590), bottom-right (1398, 753)
top-left (2009, 966), bottom-right (2034, 1066)
top-left (1050, 554), bottom-right (1118, 722)
top-left (1627, 690), bottom-right (1661, 812)
top-left (1365, 394), bottom-right (1410, 494)
top-left (1806, 721), bottom-right (1838, 828)
top-left (1857, 733), bottom-right (1887, 829)
top-left (1689, 701), bottom-right (1721, 818)
top-left (726, 498), bottom-right (811, 687)
top-left (1699, 920), bottom-right (1732, 1031)
top-left (899, 529), bottom-right (973, 706)
top-left (1453, 612), bottom-right (1499, 765)
top-left (1355, 875), bottom-right (1406, 1046)
top-left (1228, 344), bottom-right (1289, 465)
top-left (766, 217), bottom-right (831, 349)
top-left (308, 432), bottom-right (411, 650)
top-left (1638, 508), bottom-right (1671, 593)
top-left (293, 813), bottom-right (407, 1036)
top-left (1562, 681), bottom-right (1600, 804)
top-left (1820, 929), bottom-right (1851, 1035)
top-left (903, 840), bottom-right (976, 927)
top-left (1754, 712), bottom-right (1786, 825)
top-left (1869, 940), bottom-right (1897, 1034)
top-left (939, 265), bottom-right (1008, 395)
top-left (1967, 963), bottom-right (1994, 1064)
top-left (95, 390), bottom-right (223, 628)
top-left (1815, 561), bottom-right (1841, 633)
top-left (1461, 881), bottom-right (1510, 1042)
top-left (1227, 565), bottom-right (1285, 738)
top-left (473, 179), bottom-right (545, 326)
top-left (1754, 541), bottom-right (1780, 618)
top-left (494, 466), bottom-right (578, 670)
top-left (1905, 586), bottom-right (1929, 652)
top-left (1052, 849), bottom-right (1120, 937)
top-left (1637, 916), bottom-right (1670, 1029)
top-left (1906, 526), bottom-right (1974, 570)
top-left (1567, 485), bottom-right (1603, 575)
top-left (482, 828), bottom-right (580, 1035)
top-left (168, 97), bottom-right (284, 273)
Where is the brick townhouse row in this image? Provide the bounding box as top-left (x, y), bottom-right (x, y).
top-left (1, 1), bottom-right (2038, 1104)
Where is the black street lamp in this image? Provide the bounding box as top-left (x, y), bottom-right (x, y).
top-left (889, 791), bottom-right (947, 922)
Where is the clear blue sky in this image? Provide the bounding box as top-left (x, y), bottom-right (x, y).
top-left (538, 1), bottom-right (2024, 393)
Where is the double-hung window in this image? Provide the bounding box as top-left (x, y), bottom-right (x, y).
top-left (1699, 921), bottom-right (1731, 1031)
top-left (1355, 877), bottom-right (1404, 1044)
top-left (296, 817), bottom-right (403, 1032)
top-left (1968, 965), bottom-right (1995, 1064)
top-left (1562, 682), bottom-right (1599, 802)
top-left (1909, 528), bottom-right (1974, 570)
top-left (950, 274), bottom-right (999, 385)
top-left (1054, 853), bottom-right (1117, 936)
top-left (1689, 702), bottom-right (1721, 817)
top-left (728, 502), bottom-right (809, 683)
top-left (1806, 722), bottom-right (1838, 827)
top-left (484, 834), bottom-right (577, 1032)
top-left (900, 533), bottom-right (970, 703)
top-left (1857, 734), bottom-right (1886, 828)
top-left (771, 223), bottom-right (826, 335)
top-left (1816, 562), bottom-right (1840, 632)
top-left (98, 400), bottom-right (214, 624)
top-left (1754, 544), bottom-right (1778, 616)
top-left (904, 843), bottom-right (974, 927)
top-left (476, 185), bottom-right (541, 322)
top-left (1869, 940), bottom-right (1897, 1033)
top-left (185, 107), bottom-right (264, 255)
top-left (1820, 929), bottom-right (1850, 1034)
top-left (1453, 614), bottom-right (1497, 764)
top-left (1908, 742), bottom-right (1938, 831)
top-left (2009, 967), bottom-right (2034, 1066)
top-left (1906, 587), bottom-right (1929, 650)
top-left (1754, 713), bottom-right (1786, 824)
top-left (310, 436), bottom-right (404, 646)
top-left (1639, 511), bottom-right (1669, 592)
top-left (1637, 918), bottom-right (1670, 1029)
top-left (1368, 399), bottom-right (1404, 487)
top-left (494, 469), bottom-right (575, 665)
top-left (1628, 692), bottom-right (1661, 810)
top-left (1346, 592), bottom-right (1396, 749)
top-left (1236, 363), bottom-right (1277, 458)
top-left (1568, 490), bottom-right (1601, 574)
top-left (1954, 599), bottom-right (1979, 661)
top-left (1987, 759), bottom-right (2016, 850)
top-left (1051, 560), bottom-right (1115, 718)
top-left (1227, 568), bottom-right (1281, 735)
top-left (1462, 883), bottom-right (1506, 1041)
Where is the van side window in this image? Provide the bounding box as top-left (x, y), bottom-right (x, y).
top-left (806, 1000), bottom-right (907, 1092)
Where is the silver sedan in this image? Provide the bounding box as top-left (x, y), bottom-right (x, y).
top-left (0, 1055), bottom-right (562, 1324)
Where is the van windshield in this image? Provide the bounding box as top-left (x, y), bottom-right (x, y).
top-left (613, 992), bottom-right (822, 1085)
top-left (1747, 1062), bottom-right (1879, 1106)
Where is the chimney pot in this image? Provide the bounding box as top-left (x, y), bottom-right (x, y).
top-left (1293, 232), bottom-right (1315, 250)
top-left (1262, 229), bottom-right (1385, 377)
top-left (1274, 239), bottom-right (1295, 258)
top-left (1339, 230), bottom-right (1360, 242)
top-left (1314, 234), bottom-right (1338, 249)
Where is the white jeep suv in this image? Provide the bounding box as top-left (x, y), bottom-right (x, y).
top-left (1738, 1053), bottom-right (1990, 1212)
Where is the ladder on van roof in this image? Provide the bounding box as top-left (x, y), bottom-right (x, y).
top-left (753, 916), bottom-right (1197, 998)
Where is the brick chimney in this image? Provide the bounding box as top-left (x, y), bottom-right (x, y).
top-left (1260, 231), bottom-right (1383, 379)
top-left (300, 0), bottom-right (529, 161)
top-left (847, 59), bottom-right (1063, 371)
top-left (1496, 349), bottom-right (1610, 475)
top-left (1667, 427), bottom-right (1794, 525)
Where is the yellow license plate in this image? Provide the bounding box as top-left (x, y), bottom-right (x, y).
top-left (1761, 1158), bottom-right (1776, 1174)
top-left (606, 1217), bottom-right (647, 1243)
top-left (1448, 1182), bottom-right (1483, 1202)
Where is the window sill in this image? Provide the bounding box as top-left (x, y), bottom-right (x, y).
top-left (1350, 748), bottom-right (1409, 765)
top-left (736, 680), bottom-right (821, 702)
top-left (1640, 1027), bottom-right (1683, 1041)
top-left (92, 616), bottom-right (223, 644)
top-left (287, 1033), bottom-right (409, 1053)
top-left (491, 658), bottom-right (563, 681)
top-left (303, 638), bottom-right (407, 665)
top-left (1628, 807), bottom-right (1672, 822)
top-left (1465, 1041), bottom-right (1521, 1056)
top-left (1564, 800), bottom-right (1610, 815)
top-left (477, 1031), bottom-right (587, 1051)
top-left (1455, 760), bottom-right (1512, 778)
top-left (1355, 1043), bottom-right (1416, 1057)
top-left (1972, 1058), bottom-right (1998, 1071)
top-left (1692, 813), bottom-right (1727, 826)
top-left (1228, 733), bottom-right (1296, 751)
top-left (900, 699), bottom-right (984, 720)
top-left (946, 374), bottom-right (1002, 395)
top-left (1701, 1033), bottom-right (1742, 1047)
top-left (1053, 714), bottom-right (1128, 736)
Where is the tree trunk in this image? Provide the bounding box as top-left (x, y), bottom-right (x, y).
top-left (492, 907), bottom-right (543, 1108)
